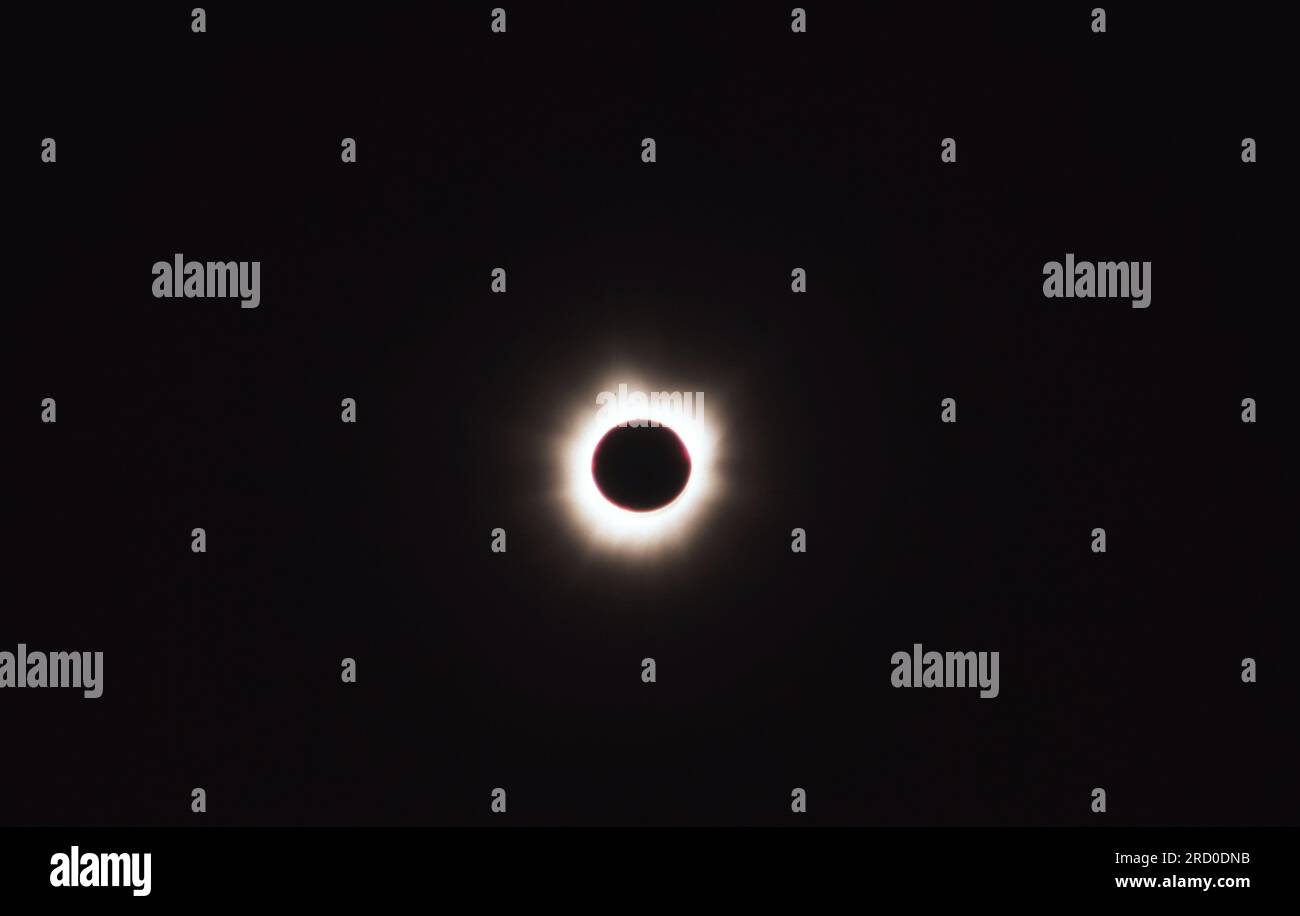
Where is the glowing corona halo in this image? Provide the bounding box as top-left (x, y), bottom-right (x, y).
top-left (560, 384), bottom-right (720, 552)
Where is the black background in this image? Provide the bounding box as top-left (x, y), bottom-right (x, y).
top-left (7, 3), bottom-right (1293, 827)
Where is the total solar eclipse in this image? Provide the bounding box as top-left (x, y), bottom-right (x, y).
top-left (591, 422), bottom-right (692, 511)
top-left (559, 376), bottom-right (721, 552)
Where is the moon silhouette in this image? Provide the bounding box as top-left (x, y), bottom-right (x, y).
top-left (591, 422), bottom-right (692, 512)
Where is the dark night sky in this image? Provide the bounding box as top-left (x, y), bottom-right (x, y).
top-left (7, 3), bottom-right (1294, 826)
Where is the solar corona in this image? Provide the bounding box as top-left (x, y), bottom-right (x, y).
top-left (559, 381), bottom-right (720, 552)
